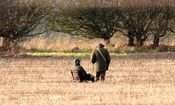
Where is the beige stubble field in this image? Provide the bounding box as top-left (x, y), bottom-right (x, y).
top-left (0, 53), bottom-right (175, 105)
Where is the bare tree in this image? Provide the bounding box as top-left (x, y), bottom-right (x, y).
top-left (119, 0), bottom-right (175, 47)
top-left (48, 0), bottom-right (123, 45)
top-left (120, 6), bottom-right (160, 47)
top-left (150, 6), bottom-right (175, 47)
top-left (0, 0), bottom-right (52, 52)
top-left (49, 0), bottom-right (175, 48)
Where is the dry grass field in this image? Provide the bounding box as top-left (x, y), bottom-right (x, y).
top-left (0, 53), bottom-right (175, 105)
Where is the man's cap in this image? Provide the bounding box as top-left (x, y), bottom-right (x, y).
top-left (97, 43), bottom-right (105, 48)
top-left (73, 58), bottom-right (81, 64)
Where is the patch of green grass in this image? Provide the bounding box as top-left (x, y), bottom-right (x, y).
top-left (27, 48), bottom-right (93, 53)
top-left (25, 48), bottom-right (148, 57)
top-left (26, 46), bottom-right (175, 57)
top-left (26, 52), bottom-right (91, 57)
top-left (26, 51), bottom-right (136, 58)
top-left (61, 49), bottom-right (93, 53)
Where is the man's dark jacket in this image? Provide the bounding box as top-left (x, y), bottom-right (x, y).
top-left (90, 47), bottom-right (111, 72)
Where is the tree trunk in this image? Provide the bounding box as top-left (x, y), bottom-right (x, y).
top-left (152, 34), bottom-right (160, 48)
top-left (2, 37), bottom-right (12, 50)
top-left (127, 30), bottom-right (135, 46)
top-left (127, 35), bottom-right (135, 46)
top-left (1, 37), bottom-right (20, 54)
top-left (136, 36), bottom-right (144, 47)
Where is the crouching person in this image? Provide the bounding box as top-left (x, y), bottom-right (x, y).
top-left (71, 58), bottom-right (94, 82)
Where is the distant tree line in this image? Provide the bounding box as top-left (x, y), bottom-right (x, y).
top-left (50, 0), bottom-right (175, 47)
top-left (0, 0), bottom-right (175, 54)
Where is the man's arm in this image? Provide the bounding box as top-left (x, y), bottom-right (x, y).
top-left (106, 49), bottom-right (111, 70)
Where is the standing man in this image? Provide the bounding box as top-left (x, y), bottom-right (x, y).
top-left (90, 43), bottom-right (111, 81)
